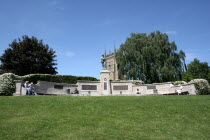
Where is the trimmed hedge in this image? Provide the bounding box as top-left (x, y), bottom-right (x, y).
top-left (173, 81), bottom-right (187, 85)
top-left (0, 73), bottom-right (16, 96)
top-left (18, 74), bottom-right (98, 84)
top-left (130, 80), bottom-right (144, 85)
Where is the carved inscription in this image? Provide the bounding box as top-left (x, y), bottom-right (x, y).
top-left (147, 85), bottom-right (156, 89)
top-left (54, 85), bottom-right (63, 89)
top-left (113, 85), bottom-right (128, 90)
top-left (82, 85), bottom-right (97, 90)
top-left (104, 82), bottom-right (107, 90)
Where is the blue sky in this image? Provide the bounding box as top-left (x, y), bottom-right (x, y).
top-left (0, 0), bottom-right (210, 78)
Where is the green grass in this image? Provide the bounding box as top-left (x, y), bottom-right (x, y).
top-left (0, 96), bottom-right (209, 140)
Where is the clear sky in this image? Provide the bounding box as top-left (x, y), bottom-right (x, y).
top-left (0, 0), bottom-right (209, 78)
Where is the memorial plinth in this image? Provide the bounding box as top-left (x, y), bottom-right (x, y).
top-left (100, 69), bottom-right (111, 95)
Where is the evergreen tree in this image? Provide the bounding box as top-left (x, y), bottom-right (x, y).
top-left (0, 35), bottom-right (57, 75)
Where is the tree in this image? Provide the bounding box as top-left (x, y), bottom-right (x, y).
top-left (183, 58), bottom-right (210, 82)
top-left (179, 50), bottom-right (187, 72)
top-left (0, 35), bottom-right (57, 75)
top-left (116, 31), bottom-right (185, 83)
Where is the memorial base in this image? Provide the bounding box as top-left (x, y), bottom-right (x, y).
top-left (100, 69), bottom-right (111, 95)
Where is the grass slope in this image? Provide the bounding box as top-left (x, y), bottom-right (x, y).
top-left (0, 96), bottom-right (209, 140)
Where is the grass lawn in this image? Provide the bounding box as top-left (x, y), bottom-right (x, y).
top-left (0, 95), bottom-right (209, 140)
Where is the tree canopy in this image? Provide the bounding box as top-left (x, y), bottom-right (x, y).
top-left (0, 35), bottom-right (57, 75)
top-left (116, 31), bottom-right (185, 83)
top-left (183, 58), bottom-right (210, 82)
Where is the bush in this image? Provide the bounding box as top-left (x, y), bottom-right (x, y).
top-left (189, 79), bottom-right (209, 95)
top-left (0, 73), bottom-right (16, 96)
top-left (208, 86), bottom-right (210, 94)
top-left (173, 81), bottom-right (187, 85)
top-left (131, 80), bottom-right (144, 85)
top-left (18, 74), bottom-right (98, 84)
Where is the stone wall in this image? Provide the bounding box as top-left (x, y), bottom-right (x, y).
top-left (14, 80), bottom-right (197, 96)
top-left (132, 85), bottom-right (154, 94)
top-left (35, 81), bottom-right (78, 95)
top-left (172, 83), bottom-right (196, 95)
top-left (111, 81), bottom-right (132, 95)
top-left (132, 82), bottom-right (196, 95)
top-left (14, 80), bottom-right (26, 96)
top-left (77, 81), bottom-right (100, 95)
top-left (155, 83), bottom-right (175, 94)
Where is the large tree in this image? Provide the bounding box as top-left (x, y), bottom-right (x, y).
top-left (0, 35), bottom-right (57, 75)
top-left (116, 31), bottom-right (185, 83)
top-left (183, 58), bottom-right (210, 82)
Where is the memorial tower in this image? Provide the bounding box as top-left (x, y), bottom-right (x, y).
top-left (105, 47), bottom-right (119, 80)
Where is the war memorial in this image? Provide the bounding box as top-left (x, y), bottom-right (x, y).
top-left (14, 52), bottom-right (196, 96)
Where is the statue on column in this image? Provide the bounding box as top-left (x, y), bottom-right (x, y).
top-left (101, 54), bottom-right (106, 69)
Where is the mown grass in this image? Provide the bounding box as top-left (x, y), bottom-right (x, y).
top-left (0, 96), bottom-right (209, 140)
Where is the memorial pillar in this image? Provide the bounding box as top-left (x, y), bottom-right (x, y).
top-left (100, 69), bottom-right (111, 95)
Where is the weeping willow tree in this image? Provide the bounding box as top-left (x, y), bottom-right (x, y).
top-left (116, 31), bottom-right (186, 83)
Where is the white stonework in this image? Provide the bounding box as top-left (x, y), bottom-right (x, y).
top-left (14, 80), bottom-right (22, 96)
top-left (77, 81), bottom-right (100, 95)
top-left (100, 69), bottom-right (111, 95)
top-left (14, 70), bottom-right (197, 96)
top-left (111, 81), bottom-right (132, 95)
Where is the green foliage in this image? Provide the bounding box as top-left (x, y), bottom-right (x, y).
top-left (173, 81), bottom-right (187, 85)
top-left (208, 73), bottom-right (210, 83)
top-left (18, 74), bottom-right (98, 84)
top-left (131, 80), bottom-right (144, 85)
top-left (179, 50), bottom-right (187, 72)
top-left (116, 79), bottom-right (144, 85)
top-left (185, 58), bottom-right (210, 81)
top-left (116, 31), bottom-right (185, 83)
top-left (189, 79), bottom-right (209, 95)
top-left (0, 35), bottom-right (57, 76)
top-left (0, 96), bottom-right (209, 139)
top-left (182, 72), bottom-right (193, 82)
top-left (0, 73), bottom-right (16, 96)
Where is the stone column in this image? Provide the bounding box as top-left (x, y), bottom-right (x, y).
top-left (100, 69), bottom-right (111, 95)
top-left (14, 80), bottom-right (23, 96)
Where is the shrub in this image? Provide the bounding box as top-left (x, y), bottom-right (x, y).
top-left (19, 74), bottom-right (98, 84)
top-left (173, 81), bottom-right (187, 85)
top-left (116, 80), bottom-right (144, 85)
top-left (182, 72), bottom-right (193, 82)
top-left (0, 73), bottom-right (16, 96)
top-left (207, 86), bottom-right (210, 94)
top-left (189, 79), bottom-right (209, 95)
top-left (131, 80), bottom-right (144, 85)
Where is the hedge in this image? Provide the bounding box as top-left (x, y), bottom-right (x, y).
top-left (173, 81), bottom-right (187, 85)
top-left (18, 74), bottom-right (98, 84)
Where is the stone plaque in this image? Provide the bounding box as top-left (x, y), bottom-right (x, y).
top-left (113, 85), bottom-right (128, 90)
top-left (147, 85), bottom-right (156, 89)
top-left (82, 85), bottom-right (97, 90)
top-left (54, 85), bottom-right (63, 89)
top-left (104, 82), bottom-right (107, 90)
